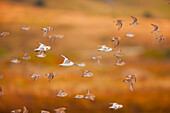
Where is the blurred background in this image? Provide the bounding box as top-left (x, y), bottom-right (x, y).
top-left (0, 0), bottom-right (170, 112)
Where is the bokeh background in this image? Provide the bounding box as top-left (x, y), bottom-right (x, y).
top-left (0, 0), bottom-right (170, 113)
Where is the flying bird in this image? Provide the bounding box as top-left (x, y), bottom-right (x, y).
top-left (109, 103), bottom-right (123, 110)
top-left (74, 95), bottom-right (84, 99)
top-left (97, 45), bottom-right (113, 52)
top-left (59, 55), bottom-right (74, 66)
top-left (0, 32), bottom-right (10, 38)
top-left (20, 25), bottom-right (31, 30)
top-left (76, 62), bottom-right (86, 67)
top-left (151, 24), bottom-right (160, 33)
top-left (155, 35), bottom-right (166, 42)
top-left (115, 48), bottom-right (123, 57)
top-left (11, 109), bottom-right (22, 113)
top-left (115, 56), bottom-right (125, 66)
top-left (30, 74), bottom-right (41, 81)
top-left (84, 89), bottom-right (95, 101)
top-left (48, 34), bottom-right (64, 43)
top-left (11, 56), bottom-right (21, 64)
top-left (81, 69), bottom-right (93, 77)
top-left (127, 74), bottom-right (136, 84)
top-left (23, 106), bottom-right (28, 113)
top-left (56, 90), bottom-right (68, 97)
top-left (41, 27), bottom-right (53, 37)
top-left (45, 73), bottom-right (55, 82)
top-left (111, 37), bottom-right (121, 48)
top-left (125, 33), bottom-right (135, 38)
top-left (130, 16), bottom-right (138, 25)
top-left (123, 78), bottom-right (134, 92)
top-left (0, 73), bottom-right (3, 79)
top-left (22, 50), bottom-right (31, 60)
top-left (92, 56), bottom-right (102, 65)
top-left (113, 20), bottom-right (123, 31)
top-left (0, 87), bottom-right (4, 95)
top-left (54, 107), bottom-right (66, 113)
top-left (41, 110), bottom-right (50, 113)
top-left (36, 51), bottom-right (46, 58)
top-left (34, 42), bottom-right (51, 52)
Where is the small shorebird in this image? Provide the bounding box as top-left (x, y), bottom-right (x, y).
top-left (74, 94), bottom-right (84, 99)
top-left (11, 56), bottom-right (21, 64)
top-left (30, 74), bottom-right (41, 81)
top-left (36, 51), bottom-right (46, 58)
top-left (127, 74), bottom-right (136, 84)
top-left (155, 35), bottom-right (166, 42)
top-left (0, 32), bottom-right (10, 38)
top-left (59, 55), bottom-right (74, 66)
top-left (151, 24), bottom-right (160, 33)
top-left (48, 34), bottom-right (64, 43)
top-left (41, 110), bottom-right (50, 113)
top-left (84, 89), bottom-right (95, 101)
top-left (125, 33), bottom-right (135, 38)
top-left (123, 78), bottom-right (134, 92)
top-left (0, 87), bottom-right (4, 95)
top-left (115, 56), bottom-right (125, 66)
top-left (113, 20), bottom-right (123, 31)
top-left (54, 107), bottom-right (66, 113)
top-left (11, 109), bottom-right (22, 113)
top-left (22, 50), bottom-right (31, 60)
top-left (115, 48), bottom-right (123, 57)
top-left (111, 37), bottom-right (121, 48)
top-left (81, 69), bottom-right (93, 77)
top-left (92, 56), bottom-right (102, 65)
top-left (34, 42), bottom-right (51, 52)
top-left (109, 103), bottom-right (123, 110)
top-left (76, 62), bottom-right (86, 67)
top-left (41, 27), bottom-right (53, 37)
top-left (130, 16), bottom-right (138, 25)
top-left (23, 106), bottom-right (28, 113)
top-left (20, 25), bottom-right (31, 30)
top-left (97, 45), bottom-right (113, 52)
top-left (45, 73), bottom-right (55, 82)
top-left (0, 73), bottom-right (3, 79)
top-left (56, 90), bottom-right (68, 97)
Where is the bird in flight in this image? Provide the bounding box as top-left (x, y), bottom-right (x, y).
top-left (0, 32), bottom-right (10, 38)
top-left (22, 50), bottom-right (31, 60)
top-left (97, 45), bottom-right (113, 52)
top-left (41, 110), bottom-right (50, 113)
top-left (23, 106), bottom-right (28, 113)
top-left (41, 27), bottom-right (53, 37)
top-left (11, 109), bottom-right (22, 113)
top-left (46, 73), bottom-right (55, 82)
top-left (92, 56), bottom-right (102, 65)
top-left (130, 16), bottom-right (138, 25)
top-left (0, 87), bottom-right (4, 96)
top-left (125, 33), bottom-right (135, 38)
top-left (11, 56), bottom-right (21, 64)
top-left (111, 37), bottom-right (121, 48)
top-left (20, 25), bottom-right (31, 30)
top-left (123, 75), bottom-right (136, 92)
top-left (34, 42), bottom-right (51, 52)
top-left (109, 103), bottom-right (123, 110)
top-left (155, 35), bottom-right (166, 42)
top-left (84, 89), bottom-right (95, 101)
top-left (48, 34), bottom-right (64, 43)
top-left (56, 90), bottom-right (68, 97)
top-left (151, 24), bottom-right (160, 33)
top-left (81, 69), bottom-right (94, 77)
top-left (59, 55), bottom-right (74, 66)
top-left (113, 20), bottom-right (123, 31)
top-left (54, 107), bottom-right (66, 113)
top-left (30, 74), bottom-right (41, 81)
top-left (115, 56), bottom-right (125, 66)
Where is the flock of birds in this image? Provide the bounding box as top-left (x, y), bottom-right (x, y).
top-left (0, 15), bottom-right (167, 113)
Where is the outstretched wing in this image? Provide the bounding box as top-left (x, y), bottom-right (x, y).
top-left (151, 24), bottom-right (158, 31)
top-left (131, 16), bottom-right (137, 24)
